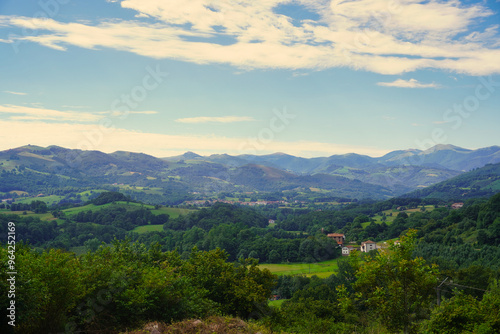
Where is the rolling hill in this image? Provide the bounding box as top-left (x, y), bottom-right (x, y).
top-left (0, 144), bottom-right (498, 204)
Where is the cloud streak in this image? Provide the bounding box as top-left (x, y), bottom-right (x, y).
top-left (0, 104), bottom-right (102, 122)
top-left (175, 116), bottom-right (255, 124)
top-left (0, 0), bottom-right (498, 75)
top-left (3, 91), bottom-right (27, 95)
top-left (377, 78), bottom-right (441, 88)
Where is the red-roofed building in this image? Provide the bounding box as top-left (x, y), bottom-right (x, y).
top-left (327, 233), bottom-right (345, 246)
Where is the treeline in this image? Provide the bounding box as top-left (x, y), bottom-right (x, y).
top-left (0, 242), bottom-right (275, 334)
top-left (73, 206), bottom-right (169, 230)
top-left (8, 200), bottom-right (48, 213)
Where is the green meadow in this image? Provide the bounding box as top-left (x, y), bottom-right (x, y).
top-left (131, 225), bottom-right (164, 234)
top-left (259, 258), bottom-right (339, 278)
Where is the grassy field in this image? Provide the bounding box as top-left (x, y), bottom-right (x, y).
top-left (269, 299), bottom-right (286, 308)
top-left (362, 205), bottom-right (438, 228)
top-left (151, 206), bottom-right (195, 218)
top-left (259, 259), bottom-right (339, 278)
top-left (131, 225), bottom-right (164, 234)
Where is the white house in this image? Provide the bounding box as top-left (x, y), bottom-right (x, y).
top-left (360, 240), bottom-right (377, 252)
top-left (342, 245), bottom-right (358, 256)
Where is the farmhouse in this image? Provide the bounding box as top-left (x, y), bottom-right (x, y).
top-left (360, 240), bottom-right (377, 252)
top-left (327, 233), bottom-right (345, 246)
top-left (451, 202), bottom-right (464, 209)
top-left (342, 245), bottom-right (358, 256)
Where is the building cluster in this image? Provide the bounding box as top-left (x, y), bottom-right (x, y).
top-left (326, 233), bottom-right (377, 256)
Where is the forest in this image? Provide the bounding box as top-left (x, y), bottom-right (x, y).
top-left (1, 191), bottom-right (500, 333)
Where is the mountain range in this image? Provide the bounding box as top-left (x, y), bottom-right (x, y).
top-left (163, 144), bottom-right (500, 194)
top-left (0, 144), bottom-right (499, 202)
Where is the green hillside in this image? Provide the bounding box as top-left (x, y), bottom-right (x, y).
top-left (404, 162), bottom-right (500, 200)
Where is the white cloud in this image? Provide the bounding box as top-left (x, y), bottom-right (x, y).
top-left (377, 78), bottom-right (441, 88)
top-left (0, 0), bottom-right (499, 75)
top-left (175, 116), bottom-right (255, 124)
top-left (0, 120), bottom-right (390, 158)
top-left (0, 105), bottom-right (160, 122)
top-left (0, 104), bottom-right (103, 122)
top-left (110, 110), bottom-right (158, 116)
top-left (3, 91), bottom-right (27, 95)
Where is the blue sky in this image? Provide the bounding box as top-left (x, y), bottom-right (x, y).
top-left (0, 0), bottom-right (499, 158)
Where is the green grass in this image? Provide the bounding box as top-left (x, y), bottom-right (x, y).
top-left (259, 259), bottom-right (338, 277)
top-left (269, 299), bottom-right (286, 308)
top-left (15, 195), bottom-right (63, 206)
top-left (362, 206), bottom-right (438, 229)
top-left (63, 201), bottom-right (150, 216)
top-left (0, 210), bottom-right (55, 221)
top-left (131, 225), bottom-right (164, 234)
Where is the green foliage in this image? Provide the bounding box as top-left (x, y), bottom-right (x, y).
top-left (355, 230), bottom-right (439, 333)
top-left (90, 191), bottom-right (131, 205)
top-left (422, 280), bottom-right (500, 333)
top-left (181, 248), bottom-right (276, 318)
top-left (0, 241), bottom-right (276, 333)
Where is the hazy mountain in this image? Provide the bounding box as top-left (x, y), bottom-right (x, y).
top-left (378, 144), bottom-right (500, 171)
top-left (190, 145), bottom-right (500, 174)
top-left (164, 144), bottom-right (499, 194)
top-left (162, 151), bottom-right (203, 162)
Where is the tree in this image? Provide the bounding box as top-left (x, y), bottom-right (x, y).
top-left (181, 248), bottom-right (276, 318)
top-left (248, 250), bottom-right (259, 260)
top-left (423, 280), bottom-right (500, 333)
top-left (84, 237), bottom-right (101, 252)
top-left (268, 249), bottom-right (282, 263)
top-left (354, 229), bottom-right (438, 333)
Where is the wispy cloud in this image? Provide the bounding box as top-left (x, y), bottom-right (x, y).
top-left (377, 79), bottom-right (441, 88)
top-left (110, 110), bottom-right (158, 116)
top-left (3, 91), bottom-right (27, 95)
top-left (176, 116), bottom-right (255, 124)
top-left (0, 104), bottom-right (102, 122)
top-left (0, 0), bottom-right (498, 75)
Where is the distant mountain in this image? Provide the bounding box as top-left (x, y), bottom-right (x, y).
top-left (182, 144), bottom-right (500, 174)
top-left (378, 145), bottom-right (500, 171)
top-left (163, 151), bottom-right (203, 162)
top-left (164, 144), bottom-right (500, 195)
top-left (402, 162), bottom-right (500, 200)
top-left (1, 144), bottom-right (498, 202)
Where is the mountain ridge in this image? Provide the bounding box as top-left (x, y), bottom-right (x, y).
top-left (1, 144), bottom-right (499, 201)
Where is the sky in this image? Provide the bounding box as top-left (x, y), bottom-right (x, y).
top-left (0, 0), bottom-right (499, 158)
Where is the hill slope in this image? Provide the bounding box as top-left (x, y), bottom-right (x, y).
top-left (402, 163), bottom-right (500, 200)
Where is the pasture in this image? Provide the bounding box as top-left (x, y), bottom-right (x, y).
top-left (259, 258), bottom-right (339, 278)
